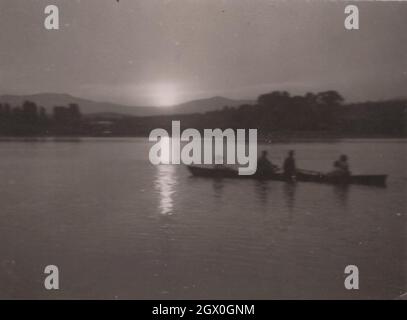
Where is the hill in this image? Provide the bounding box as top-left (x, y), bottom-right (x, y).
top-left (0, 93), bottom-right (252, 117)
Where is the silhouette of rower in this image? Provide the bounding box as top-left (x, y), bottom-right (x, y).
top-left (283, 150), bottom-right (296, 180)
top-left (257, 150), bottom-right (278, 176)
top-left (331, 154), bottom-right (351, 177)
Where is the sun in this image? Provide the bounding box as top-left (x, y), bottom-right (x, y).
top-left (151, 82), bottom-right (179, 107)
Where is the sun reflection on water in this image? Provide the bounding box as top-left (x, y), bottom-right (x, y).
top-left (154, 164), bottom-right (177, 215)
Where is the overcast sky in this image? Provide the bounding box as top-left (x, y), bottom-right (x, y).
top-left (0, 0), bottom-right (406, 106)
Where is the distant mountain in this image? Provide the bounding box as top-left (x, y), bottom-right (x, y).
top-left (0, 93), bottom-right (253, 117)
top-left (0, 93), bottom-right (153, 116)
top-left (168, 96), bottom-right (253, 115)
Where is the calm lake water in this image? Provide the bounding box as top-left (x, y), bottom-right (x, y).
top-left (0, 138), bottom-right (405, 299)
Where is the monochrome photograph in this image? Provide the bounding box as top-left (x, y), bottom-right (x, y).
top-left (0, 0), bottom-right (406, 301)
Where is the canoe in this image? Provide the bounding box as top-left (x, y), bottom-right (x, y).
top-left (186, 165), bottom-right (387, 187)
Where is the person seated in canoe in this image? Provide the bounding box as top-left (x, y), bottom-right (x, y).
top-left (330, 154), bottom-right (351, 177)
top-left (283, 150), bottom-right (296, 180)
top-left (257, 150), bottom-right (279, 176)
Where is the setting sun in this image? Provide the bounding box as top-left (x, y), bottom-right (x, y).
top-left (151, 82), bottom-right (179, 107)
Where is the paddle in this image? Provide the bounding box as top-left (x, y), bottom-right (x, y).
top-left (297, 168), bottom-right (324, 176)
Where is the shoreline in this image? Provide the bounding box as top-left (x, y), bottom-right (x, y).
top-left (0, 135), bottom-right (406, 143)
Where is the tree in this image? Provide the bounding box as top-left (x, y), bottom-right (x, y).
top-left (257, 91), bottom-right (290, 108)
top-left (22, 100), bottom-right (39, 123)
top-left (316, 91), bottom-right (344, 106)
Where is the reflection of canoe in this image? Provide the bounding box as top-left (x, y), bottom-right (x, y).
top-left (186, 165), bottom-right (387, 187)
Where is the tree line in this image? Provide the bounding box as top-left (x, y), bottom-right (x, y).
top-left (112, 90), bottom-right (406, 138)
top-left (0, 102), bottom-right (82, 135)
top-left (0, 90), bottom-right (406, 137)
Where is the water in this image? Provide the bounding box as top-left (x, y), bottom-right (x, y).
top-left (0, 138), bottom-right (405, 299)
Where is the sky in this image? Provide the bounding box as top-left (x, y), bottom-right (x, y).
top-left (0, 0), bottom-right (406, 106)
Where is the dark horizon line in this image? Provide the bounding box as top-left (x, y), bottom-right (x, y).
top-left (0, 91), bottom-right (255, 109)
top-left (1, 90), bottom-right (406, 110)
